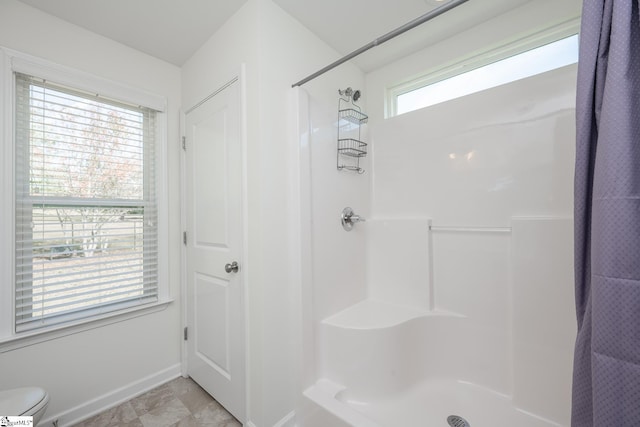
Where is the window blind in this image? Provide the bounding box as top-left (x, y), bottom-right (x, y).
top-left (14, 73), bottom-right (159, 332)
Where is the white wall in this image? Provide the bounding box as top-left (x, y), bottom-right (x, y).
top-left (0, 1), bottom-right (183, 425)
top-left (182, 1), bottom-right (364, 425)
top-left (255, 3), bottom-right (366, 425)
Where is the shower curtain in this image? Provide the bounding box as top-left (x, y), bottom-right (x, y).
top-left (573, 1), bottom-right (640, 426)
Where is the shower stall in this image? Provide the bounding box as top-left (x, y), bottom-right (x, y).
top-left (292, 23), bottom-right (578, 426)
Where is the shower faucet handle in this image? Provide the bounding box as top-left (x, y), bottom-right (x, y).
top-left (341, 207), bottom-right (365, 231)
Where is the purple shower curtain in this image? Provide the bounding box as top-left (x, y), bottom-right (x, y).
top-left (573, 1), bottom-right (640, 426)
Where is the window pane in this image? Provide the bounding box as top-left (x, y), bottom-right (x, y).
top-left (396, 34), bottom-right (579, 115)
top-left (27, 84), bottom-right (145, 199)
top-left (16, 206), bottom-right (156, 319)
top-left (15, 73), bottom-right (158, 332)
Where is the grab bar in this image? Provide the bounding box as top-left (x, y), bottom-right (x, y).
top-left (429, 225), bottom-right (511, 234)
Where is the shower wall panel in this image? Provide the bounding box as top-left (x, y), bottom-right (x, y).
top-left (512, 217), bottom-right (575, 424)
top-left (367, 65), bottom-right (577, 424)
top-left (367, 218), bottom-right (431, 310)
top-left (306, 92), bottom-right (370, 323)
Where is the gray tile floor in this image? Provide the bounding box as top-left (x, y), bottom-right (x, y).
top-left (73, 377), bottom-right (241, 427)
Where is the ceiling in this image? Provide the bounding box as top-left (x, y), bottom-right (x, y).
top-left (16, 0), bottom-right (574, 71)
top-left (16, 0), bottom-right (249, 66)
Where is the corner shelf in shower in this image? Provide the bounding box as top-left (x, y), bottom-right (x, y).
top-left (337, 90), bottom-right (368, 174)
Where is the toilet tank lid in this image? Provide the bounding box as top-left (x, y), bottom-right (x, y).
top-left (0, 387), bottom-right (48, 416)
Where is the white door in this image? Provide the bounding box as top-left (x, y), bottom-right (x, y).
top-left (185, 79), bottom-right (245, 422)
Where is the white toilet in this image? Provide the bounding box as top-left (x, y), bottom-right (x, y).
top-left (0, 387), bottom-right (49, 425)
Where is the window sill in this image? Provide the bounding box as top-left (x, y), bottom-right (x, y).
top-left (0, 299), bottom-right (174, 353)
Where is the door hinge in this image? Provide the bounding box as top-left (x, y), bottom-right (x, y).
top-left (184, 326), bottom-right (188, 341)
top-left (182, 136), bottom-right (186, 151)
top-left (183, 231), bottom-right (187, 245)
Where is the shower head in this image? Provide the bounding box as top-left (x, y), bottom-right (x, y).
top-left (339, 87), bottom-right (362, 102)
top-left (339, 87), bottom-right (353, 98)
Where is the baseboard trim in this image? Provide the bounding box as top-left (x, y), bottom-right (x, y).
top-left (40, 363), bottom-right (182, 427)
top-left (246, 411), bottom-right (296, 427)
top-left (274, 411), bottom-right (296, 427)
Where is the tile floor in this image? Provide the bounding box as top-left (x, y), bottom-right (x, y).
top-left (72, 377), bottom-right (241, 427)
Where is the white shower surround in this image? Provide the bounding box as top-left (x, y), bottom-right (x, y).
top-left (295, 62), bottom-right (577, 427)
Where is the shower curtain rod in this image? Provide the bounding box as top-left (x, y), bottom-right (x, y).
top-left (291, 0), bottom-right (470, 88)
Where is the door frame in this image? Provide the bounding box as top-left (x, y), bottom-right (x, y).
top-left (180, 64), bottom-right (249, 421)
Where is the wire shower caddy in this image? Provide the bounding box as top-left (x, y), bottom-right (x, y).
top-left (337, 87), bottom-right (368, 173)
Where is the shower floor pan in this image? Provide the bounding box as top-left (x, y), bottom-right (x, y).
top-left (304, 378), bottom-right (562, 427)
top-left (305, 299), bottom-right (565, 427)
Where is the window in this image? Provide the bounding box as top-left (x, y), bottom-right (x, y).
top-left (13, 72), bottom-right (160, 333)
top-left (389, 33), bottom-right (579, 117)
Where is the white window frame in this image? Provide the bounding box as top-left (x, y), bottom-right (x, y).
top-left (386, 19), bottom-right (580, 118)
top-left (0, 47), bottom-right (171, 351)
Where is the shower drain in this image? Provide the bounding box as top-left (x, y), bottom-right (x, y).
top-left (447, 415), bottom-right (470, 427)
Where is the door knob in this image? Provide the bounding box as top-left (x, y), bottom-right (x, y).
top-left (225, 261), bottom-right (239, 273)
